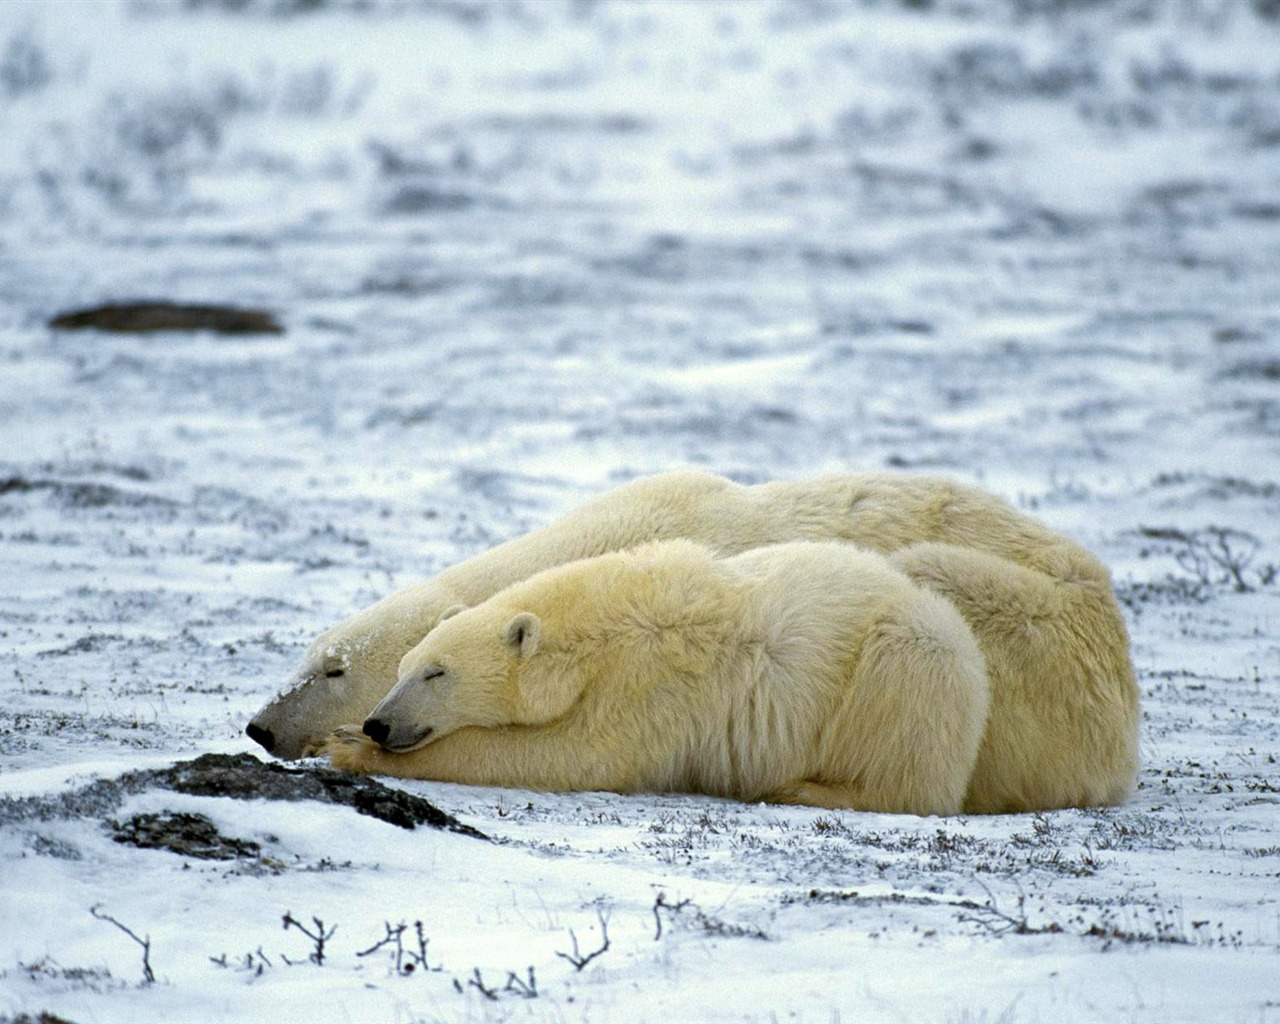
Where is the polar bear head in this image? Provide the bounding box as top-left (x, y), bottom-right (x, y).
top-left (246, 583), bottom-right (461, 759)
top-left (361, 600), bottom-right (562, 752)
top-left (360, 541), bottom-right (732, 752)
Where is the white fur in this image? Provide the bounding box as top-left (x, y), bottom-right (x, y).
top-left (335, 541), bottom-right (993, 816)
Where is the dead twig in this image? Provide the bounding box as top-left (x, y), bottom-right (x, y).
top-left (556, 908), bottom-right (611, 970)
top-left (90, 904), bottom-right (154, 984)
top-left (653, 893), bottom-right (692, 940)
top-left (282, 911), bottom-right (337, 965)
top-left (356, 919), bottom-right (439, 974)
top-left (957, 880), bottom-right (1062, 937)
top-left (459, 967), bottom-right (499, 1000)
top-left (357, 921), bottom-right (408, 972)
top-left (505, 966), bottom-right (538, 998)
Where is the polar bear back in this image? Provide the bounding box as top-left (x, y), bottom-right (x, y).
top-left (581, 541), bottom-right (991, 814)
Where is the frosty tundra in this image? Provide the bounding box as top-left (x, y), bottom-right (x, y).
top-left (249, 471), bottom-right (1138, 808)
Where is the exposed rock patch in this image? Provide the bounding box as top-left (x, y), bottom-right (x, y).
top-left (1, 752), bottom-right (485, 841)
top-left (111, 810), bottom-right (261, 860)
top-left (49, 302), bottom-right (284, 335)
top-left (160, 752), bottom-right (485, 835)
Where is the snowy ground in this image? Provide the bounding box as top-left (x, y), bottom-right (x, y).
top-left (2, 1), bottom-right (1279, 1020)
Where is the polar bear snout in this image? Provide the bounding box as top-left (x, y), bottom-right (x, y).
top-left (362, 715), bottom-right (434, 751)
top-left (245, 720), bottom-right (275, 754)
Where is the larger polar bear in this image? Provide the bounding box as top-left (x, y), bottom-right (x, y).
top-left (329, 540), bottom-right (991, 815)
top-left (250, 471), bottom-right (1137, 797)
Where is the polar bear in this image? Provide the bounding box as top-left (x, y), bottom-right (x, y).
top-left (329, 535), bottom-right (1138, 814)
top-left (249, 470), bottom-right (1134, 768)
top-left (328, 540), bottom-right (992, 816)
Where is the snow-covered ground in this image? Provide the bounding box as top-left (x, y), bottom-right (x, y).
top-left (2, 1), bottom-right (1279, 1020)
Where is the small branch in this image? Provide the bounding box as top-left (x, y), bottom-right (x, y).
top-left (410, 920), bottom-right (437, 972)
top-left (505, 966), bottom-right (538, 998)
top-left (466, 967), bottom-right (499, 1000)
top-left (957, 881), bottom-right (1061, 938)
top-left (356, 921), bottom-right (404, 958)
top-left (652, 893), bottom-right (692, 940)
top-left (282, 911), bottom-right (337, 965)
top-left (90, 904), bottom-right (154, 984)
top-left (556, 909), bottom-right (611, 971)
top-left (354, 919), bottom-right (439, 975)
top-left (210, 947), bottom-right (273, 975)
top-left (357, 921), bottom-right (407, 973)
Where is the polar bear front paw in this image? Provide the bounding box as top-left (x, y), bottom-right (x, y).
top-left (328, 723), bottom-right (367, 745)
top-left (324, 724), bottom-right (379, 772)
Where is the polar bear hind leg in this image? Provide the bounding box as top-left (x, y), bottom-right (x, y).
top-left (888, 542), bottom-right (1139, 813)
top-left (767, 588), bottom-right (990, 817)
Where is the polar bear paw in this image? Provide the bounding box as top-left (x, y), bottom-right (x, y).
top-left (324, 724), bottom-right (379, 772)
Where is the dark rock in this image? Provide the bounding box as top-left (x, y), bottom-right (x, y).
top-left (383, 185), bottom-right (478, 215)
top-left (0, 476), bottom-right (178, 514)
top-left (156, 752), bottom-right (487, 837)
top-left (8, 1013), bottom-right (81, 1024)
top-left (48, 302), bottom-right (284, 335)
top-left (111, 811), bottom-right (261, 860)
top-left (0, 752), bottom-right (484, 841)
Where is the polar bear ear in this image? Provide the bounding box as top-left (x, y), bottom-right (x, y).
top-left (437, 603), bottom-right (466, 624)
top-left (503, 612), bottom-right (541, 658)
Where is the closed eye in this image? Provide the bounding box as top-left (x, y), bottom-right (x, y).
top-left (422, 668), bottom-right (445, 683)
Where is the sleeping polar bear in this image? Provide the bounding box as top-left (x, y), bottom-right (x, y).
top-left (250, 470), bottom-right (1136, 796)
top-left (328, 539), bottom-right (1136, 815)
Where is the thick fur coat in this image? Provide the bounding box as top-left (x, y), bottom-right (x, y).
top-left (329, 541), bottom-right (992, 816)
top-left (329, 536), bottom-right (1138, 815)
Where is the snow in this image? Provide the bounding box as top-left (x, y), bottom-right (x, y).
top-left (2, 0), bottom-right (1280, 1021)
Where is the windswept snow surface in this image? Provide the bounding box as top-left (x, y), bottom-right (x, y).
top-left (2, 1), bottom-right (1280, 1021)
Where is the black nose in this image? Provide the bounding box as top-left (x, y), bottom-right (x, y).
top-left (363, 718), bottom-right (391, 745)
top-left (245, 721), bottom-right (275, 753)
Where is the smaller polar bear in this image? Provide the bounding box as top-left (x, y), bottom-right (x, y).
top-left (327, 540), bottom-right (993, 816)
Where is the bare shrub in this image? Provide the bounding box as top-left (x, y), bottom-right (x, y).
top-left (89, 905), bottom-right (155, 984)
top-left (281, 912), bottom-right (336, 965)
top-left (1135, 525), bottom-right (1277, 596)
top-left (556, 908), bottom-right (610, 970)
top-left (957, 883), bottom-right (1063, 938)
top-left (356, 920), bottom-right (439, 975)
top-left (652, 893), bottom-right (769, 941)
